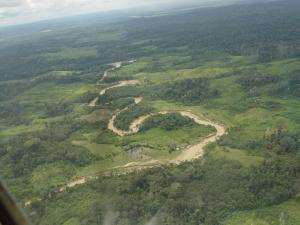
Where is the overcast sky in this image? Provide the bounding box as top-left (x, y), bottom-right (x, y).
top-left (0, 0), bottom-right (232, 26)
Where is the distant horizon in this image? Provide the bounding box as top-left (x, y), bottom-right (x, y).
top-left (0, 0), bottom-right (242, 27)
top-left (0, 7), bottom-right (134, 29)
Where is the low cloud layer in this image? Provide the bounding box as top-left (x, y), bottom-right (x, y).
top-left (0, 0), bottom-right (22, 8)
top-left (0, 0), bottom-right (227, 26)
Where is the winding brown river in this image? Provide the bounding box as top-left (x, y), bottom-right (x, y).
top-left (87, 62), bottom-right (226, 177)
top-left (69, 61), bottom-right (227, 187)
top-left (25, 61), bottom-right (227, 206)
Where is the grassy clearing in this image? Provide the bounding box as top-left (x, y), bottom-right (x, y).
top-left (150, 100), bottom-right (227, 126)
top-left (18, 82), bottom-right (95, 103)
top-left (13, 81), bottom-right (95, 121)
top-left (70, 140), bottom-right (133, 176)
top-left (30, 162), bottom-right (76, 194)
top-left (132, 66), bottom-right (231, 85)
top-left (124, 125), bottom-right (215, 161)
top-left (80, 109), bottom-right (112, 123)
top-left (43, 47), bottom-right (97, 60)
top-left (35, 188), bottom-right (99, 225)
top-left (258, 58), bottom-right (300, 76)
top-left (0, 115), bottom-right (69, 139)
top-left (225, 195), bottom-right (300, 225)
top-left (62, 218), bottom-right (81, 225)
top-left (71, 140), bottom-right (123, 158)
top-left (113, 59), bottom-right (151, 78)
top-left (113, 55), bottom-right (259, 85)
top-left (0, 123), bottom-right (44, 139)
top-left (76, 153), bottom-right (133, 177)
top-left (209, 146), bottom-right (263, 167)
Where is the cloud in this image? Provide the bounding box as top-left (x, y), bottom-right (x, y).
top-left (0, 10), bottom-right (20, 18)
top-left (0, 0), bottom-right (147, 25)
top-left (0, 0), bottom-right (224, 26)
top-left (0, 0), bottom-right (22, 8)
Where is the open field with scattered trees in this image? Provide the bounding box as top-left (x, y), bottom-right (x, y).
top-left (0, 0), bottom-right (299, 224)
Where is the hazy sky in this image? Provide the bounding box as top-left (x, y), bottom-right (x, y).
top-left (0, 0), bottom-right (229, 26)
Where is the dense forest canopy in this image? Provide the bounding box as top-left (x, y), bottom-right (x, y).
top-left (0, 0), bottom-right (299, 82)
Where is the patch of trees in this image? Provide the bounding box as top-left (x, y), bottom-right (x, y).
top-left (95, 131), bottom-right (121, 145)
top-left (54, 74), bottom-right (83, 85)
top-left (114, 104), bottom-right (154, 131)
top-left (237, 74), bottom-right (279, 90)
top-left (99, 86), bottom-right (142, 105)
top-left (264, 127), bottom-right (299, 155)
top-left (235, 73), bottom-right (281, 98)
top-left (247, 157), bottom-right (299, 207)
top-left (75, 91), bottom-right (98, 104)
top-left (0, 101), bottom-right (26, 124)
top-left (219, 125), bottom-right (299, 156)
top-left (109, 97), bottom-right (136, 110)
top-left (140, 113), bottom-right (196, 132)
top-left (39, 117), bottom-right (83, 142)
top-left (31, 154), bottom-right (299, 225)
top-left (7, 138), bottom-right (92, 178)
top-left (116, 157), bottom-right (298, 225)
top-left (43, 101), bottom-right (73, 117)
top-left (0, 71), bottom-right (84, 102)
top-left (270, 70), bottom-right (300, 98)
top-left (2, 134), bottom-right (92, 180)
top-left (0, 117), bottom-right (94, 182)
top-left (288, 71), bottom-right (300, 97)
top-left (102, 76), bottom-right (134, 83)
top-left (32, 71), bottom-right (83, 85)
top-left (155, 78), bottom-right (219, 104)
top-left (257, 45), bottom-right (280, 63)
top-left (260, 100), bottom-right (282, 111)
top-left (0, 80), bottom-right (35, 101)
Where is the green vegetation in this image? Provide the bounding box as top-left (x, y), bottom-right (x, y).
top-left (114, 103), bottom-right (154, 131)
top-left (124, 124), bottom-right (215, 159)
top-left (225, 195), bottom-right (300, 225)
top-left (28, 156), bottom-right (299, 225)
top-left (99, 85), bottom-right (142, 105)
top-left (43, 47), bottom-right (97, 60)
top-left (140, 113), bottom-right (196, 132)
top-left (0, 0), bottom-right (299, 224)
top-left (209, 146), bottom-right (263, 167)
top-left (153, 78), bottom-right (219, 104)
